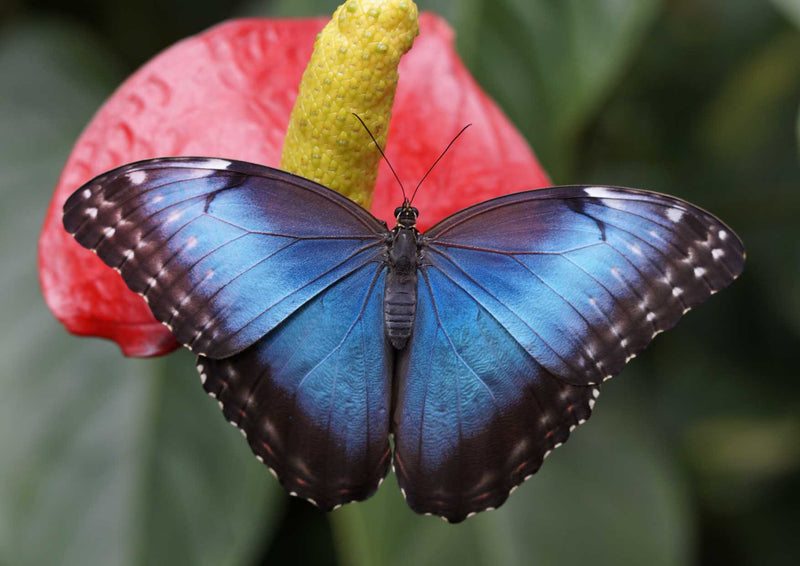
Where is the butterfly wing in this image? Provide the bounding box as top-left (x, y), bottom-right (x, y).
top-left (198, 263), bottom-right (392, 509)
top-left (393, 185), bottom-right (744, 522)
top-left (63, 157), bottom-right (388, 358)
top-left (64, 157), bottom-right (394, 507)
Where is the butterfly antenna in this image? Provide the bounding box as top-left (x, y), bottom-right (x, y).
top-left (409, 123), bottom-right (472, 205)
top-left (352, 113), bottom-right (408, 203)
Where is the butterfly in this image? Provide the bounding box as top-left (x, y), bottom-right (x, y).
top-left (62, 156), bottom-right (744, 522)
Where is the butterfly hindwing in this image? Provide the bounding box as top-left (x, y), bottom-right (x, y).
top-left (198, 263), bottom-right (392, 509)
top-left (393, 185), bottom-right (744, 521)
top-left (62, 157), bottom-right (388, 358)
top-left (393, 267), bottom-right (599, 522)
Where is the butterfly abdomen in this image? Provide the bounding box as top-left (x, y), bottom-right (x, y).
top-left (384, 227), bottom-right (419, 350)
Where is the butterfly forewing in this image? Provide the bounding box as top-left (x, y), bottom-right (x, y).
top-left (423, 186), bottom-right (745, 384)
top-left (62, 157), bottom-right (389, 358)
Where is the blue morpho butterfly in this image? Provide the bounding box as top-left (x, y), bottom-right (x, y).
top-left (62, 122), bottom-right (744, 523)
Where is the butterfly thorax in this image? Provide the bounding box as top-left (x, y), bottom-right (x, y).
top-left (384, 206), bottom-right (421, 350)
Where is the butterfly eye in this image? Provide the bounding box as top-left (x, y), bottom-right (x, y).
top-left (394, 207), bottom-right (403, 218)
top-left (411, 207), bottom-right (419, 217)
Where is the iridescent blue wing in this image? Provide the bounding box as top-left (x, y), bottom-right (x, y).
top-left (198, 264), bottom-right (392, 509)
top-left (64, 157), bottom-right (394, 507)
top-left (63, 157), bottom-right (388, 358)
top-left (393, 186), bottom-right (745, 522)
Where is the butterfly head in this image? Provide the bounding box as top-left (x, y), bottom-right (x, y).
top-left (394, 203), bottom-right (419, 228)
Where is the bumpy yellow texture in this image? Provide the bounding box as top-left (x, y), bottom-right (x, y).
top-left (279, 0), bottom-right (419, 208)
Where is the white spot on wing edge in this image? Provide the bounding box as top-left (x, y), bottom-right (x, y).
top-left (81, 188), bottom-right (92, 199)
top-left (127, 170), bottom-right (147, 185)
top-left (584, 186), bottom-right (618, 199)
top-left (718, 230), bottom-right (728, 241)
top-left (196, 365), bottom-right (207, 385)
top-left (666, 207), bottom-right (684, 222)
top-left (201, 158), bottom-right (233, 170)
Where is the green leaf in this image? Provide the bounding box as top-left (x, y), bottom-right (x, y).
top-left (0, 19), bottom-right (283, 566)
top-left (245, 0), bottom-right (458, 21)
top-left (244, 0), bottom-right (340, 17)
top-left (770, 0), bottom-right (800, 28)
top-left (329, 384), bottom-right (691, 566)
top-left (457, 0), bottom-right (661, 180)
top-left (694, 31), bottom-right (800, 337)
top-left (697, 31), bottom-right (800, 163)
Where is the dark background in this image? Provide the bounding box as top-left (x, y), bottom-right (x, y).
top-left (1, 0), bottom-right (798, 565)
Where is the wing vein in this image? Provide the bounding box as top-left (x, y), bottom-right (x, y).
top-left (421, 269), bottom-right (505, 406)
top-left (428, 241), bottom-right (606, 256)
top-left (427, 247), bottom-right (592, 382)
top-left (506, 254), bottom-right (613, 376)
top-left (206, 242), bottom-right (384, 351)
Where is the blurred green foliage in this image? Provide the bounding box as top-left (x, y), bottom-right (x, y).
top-left (0, 0), bottom-right (798, 565)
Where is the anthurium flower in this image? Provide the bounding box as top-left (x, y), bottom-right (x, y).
top-left (38, 10), bottom-right (550, 358)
